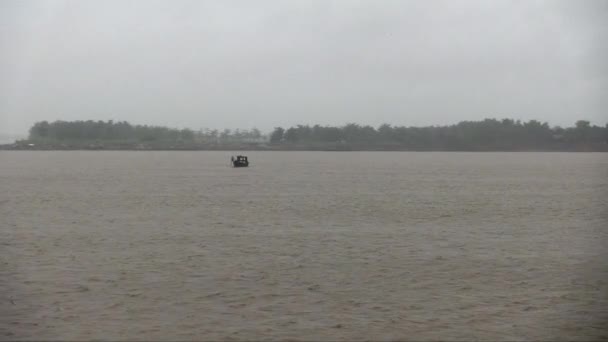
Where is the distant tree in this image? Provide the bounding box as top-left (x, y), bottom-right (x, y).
top-left (575, 120), bottom-right (591, 143)
top-left (284, 127), bottom-right (298, 143)
top-left (377, 124), bottom-right (393, 142)
top-left (29, 121), bottom-right (50, 139)
top-left (210, 129), bottom-right (219, 144)
top-left (219, 129), bottom-right (232, 144)
top-left (250, 128), bottom-right (262, 140)
top-left (179, 129), bottom-right (194, 142)
top-left (342, 123), bottom-right (361, 143)
top-left (270, 127), bottom-right (285, 144)
top-left (295, 125), bottom-right (312, 142)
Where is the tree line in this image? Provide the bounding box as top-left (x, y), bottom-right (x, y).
top-left (26, 120), bottom-right (265, 148)
top-left (17, 118), bottom-right (608, 151)
top-left (269, 119), bottom-right (608, 150)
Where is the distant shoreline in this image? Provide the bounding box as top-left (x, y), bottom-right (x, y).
top-left (10, 118), bottom-right (608, 152)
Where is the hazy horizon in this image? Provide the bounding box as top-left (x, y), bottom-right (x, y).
top-left (1, 0), bottom-right (607, 137)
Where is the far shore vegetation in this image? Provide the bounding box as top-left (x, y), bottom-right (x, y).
top-left (3, 119), bottom-right (607, 151)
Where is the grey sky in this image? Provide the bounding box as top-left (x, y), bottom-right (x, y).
top-left (1, 0), bottom-right (606, 136)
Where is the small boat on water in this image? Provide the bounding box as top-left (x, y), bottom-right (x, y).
top-left (231, 155), bottom-right (249, 167)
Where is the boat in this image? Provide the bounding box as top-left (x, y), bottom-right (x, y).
top-left (231, 155), bottom-right (249, 167)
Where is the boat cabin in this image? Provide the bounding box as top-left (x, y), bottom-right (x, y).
top-left (231, 155), bottom-right (249, 167)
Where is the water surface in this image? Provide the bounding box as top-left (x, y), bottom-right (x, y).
top-left (1, 151), bottom-right (607, 340)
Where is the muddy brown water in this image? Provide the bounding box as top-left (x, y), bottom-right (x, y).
top-left (1, 151), bottom-right (607, 340)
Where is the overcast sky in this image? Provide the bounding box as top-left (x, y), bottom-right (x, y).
top-left (0, 0), bottom-right (606, 135)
